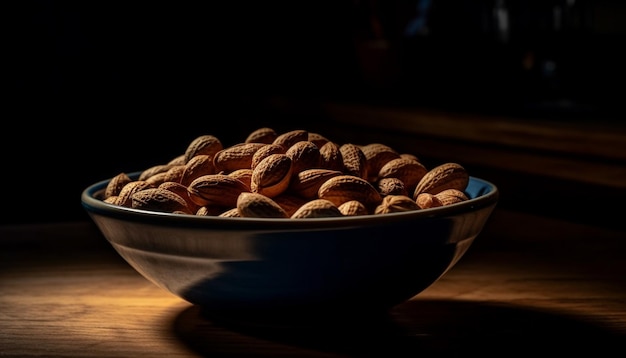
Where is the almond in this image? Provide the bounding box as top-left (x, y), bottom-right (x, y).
top-left (377, 177), bottom-right (408, 197)
top-left (289, 168), bottom-right (343, 199)
top-left (361, 143), bottom-right (400, 181)
top-left (184, 134), bottom-right (223, 163)
top-left (250, 153), bottom-right (293, 198)
top-left (237, 192), bottom-right (289, 218)
top-left (434, 188), bottom-right (469, 206)
top-left (378, 157), bottom-right (427, 193)
top-left (318, 175), bottom-right (382, 207)
top-left (415, 193), bottom-right (443, 209)
top-left (285, 140), bottom-right (321, 175)
top-left (105, 172), bottom-right (132, 199)
top-left (273, 129), bottom-right (309, 150)
top-left (213, 142), bottom-right (265, 173)
top-left (245, 127), bottom-right (278, 144)
top-left (116, 180), bottom-right (153, 207)
top-left (374, 195), bottom-right (420, 214)
top-left (413, 162), bottom-right (469, 198)
top-left (337, 200), bottom-right (369, 216)
top-left (251, 143), bottom-right (285, 170)
top-left (131, 187), bottom-right (191, 214)
top-left (290, 199), bottom-right (343, 219)
top-left (187, 174), bottom-right (249, 207)
top-left (180, 154), bottom-right (215, 186)
top-left (339, 143), bottom-right (368, 179)
top-left (319, 141), bottom-right (344, 172)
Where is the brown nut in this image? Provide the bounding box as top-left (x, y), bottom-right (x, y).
top-left (273, 129), bottom-right (309, 150)
top-left (105, 172), bottom-right (132, 199)
top-left (376, 177), bottom-right (408, 197)
top-left (378, 157), bottom-right (427, 194)
top-left (180, 154), bottom-right (216, 187)
top-left (434, 188), bottom-right (469, 206)
top-left (290, 199), bottom-right (343, 219)
top-left (339, 143), bottom-right (368, 180)
top-left (318, 175), bottom-right (382, 207)
top-left (360, 143), bottom-right (400, 181)
top-left (337, 200), bottom-right (369, 216)
top-left (245, 127), bottom-right (278, 144)
top-left (285, 140), bottom-right (321, 175)
top-left (413, 162), bottom-right (469, 198)
top-left (251, 143), bottom-right (285, 170)
top-left (187, 174), bottom-right (249, 207)
top-left (250, 154), bottom-right (293, 198)
top-left (415, 193), bottom-right (443, 209)
top-left (237, 192), bottom-right (289, 218)
top-left (374, 195), bottom-right (420, 214)
top-left (319, 141), bottom-right (344, 172)
top-left (184, 134), bottom-right (223, 164)
top-left (131, 187), bottom-right (191, 214)
top-left (289, 168), bottom-right (343, 199)
top-left (213, 142), bottom-right (265, 173)
top-left (115, 180), bottom-right (153, 207)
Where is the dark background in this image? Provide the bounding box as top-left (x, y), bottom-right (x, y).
top-left (5, 1), bottom-right (626, 225)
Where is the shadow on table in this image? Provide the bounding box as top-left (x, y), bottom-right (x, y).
top-left (171, 299), bottom-right (624, 357)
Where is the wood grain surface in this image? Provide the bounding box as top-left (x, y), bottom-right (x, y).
top-left (1, 210), bottom-right (625, 357)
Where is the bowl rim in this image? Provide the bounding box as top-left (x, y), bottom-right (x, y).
top-left (81, 172), bottom-right (499, 229)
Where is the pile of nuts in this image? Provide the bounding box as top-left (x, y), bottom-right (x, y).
top-left (100, 128), bottom-right (470, 218)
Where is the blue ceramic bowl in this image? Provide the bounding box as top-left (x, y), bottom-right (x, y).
top-left (82, 173), bottom-right (498, 314)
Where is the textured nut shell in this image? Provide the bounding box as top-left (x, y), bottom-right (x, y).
top-left (158, 181), bottom-right (200, 212)
top-left (105, 172), bottom-right (132, 199)
top-left (237, 192), bottom-right (288, 218)
top-left (250, 154), bottom-right (293, 198)
top-left (187, 174), bottom-right (249, 207)
top-left (139, 164), bottom-right (175, 181)
top-left (251, 144), bottom-right (285, 170)
top-left (377, 177), bottom-right (408, 197)
top-left (273, 129), bottom-right (309, 150)
top-left (338, 200), bottom-right (369, 216)
top-left (319, 141), bottom-right (344, 172)
top-left (115, 180), bottom-right (153, 207)
top-left (213, 142), bottom-right (265, 173)
top-left (361, 143), bottom-right (400, 181)
top-left (289, 169), bottom-right (343, 199)
top-left (378, 158), bottom-right (427, 192)
top-left (131, 188), bottom-right (191, 214)
top-left (374, 195), bottom-right (420, 214)
top-left (285, 141), bottom-right (321, 175)
top-left (245, 127), bottom-right (278, 144)
top-left (162, 165), bottom-right (186, 183)
top-left (228, 168), bottom-right (253, 190)
top-left (184, 134), bottom-right (223, 163)
top-left (339, 143), bottom-right (368, 180)
top-left (218, 207), bottom-right (242, 217)
top-left (103, 196), bottom-right (118, 204)
top-left (434, 188), bottom-right (469, 206)
top-left (413, 162), bottom-right (469, 198)
top-left (415, 193), bottom-right (443, 209)
top-left (318, 175), bottom-right (382, 207)
top-left (291, 199), bottom-right (343, 219)
top-left (180, 154), bottom-right (215, 186)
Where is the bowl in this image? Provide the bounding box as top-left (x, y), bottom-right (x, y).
top-left (81, 173), bottom-right (498, 315)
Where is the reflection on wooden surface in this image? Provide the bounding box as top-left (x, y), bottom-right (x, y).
top-left (1, 209), bottom-right (625, 357)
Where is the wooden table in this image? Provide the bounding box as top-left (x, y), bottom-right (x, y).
top-left (2, 209), bottom-right (625, 357)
